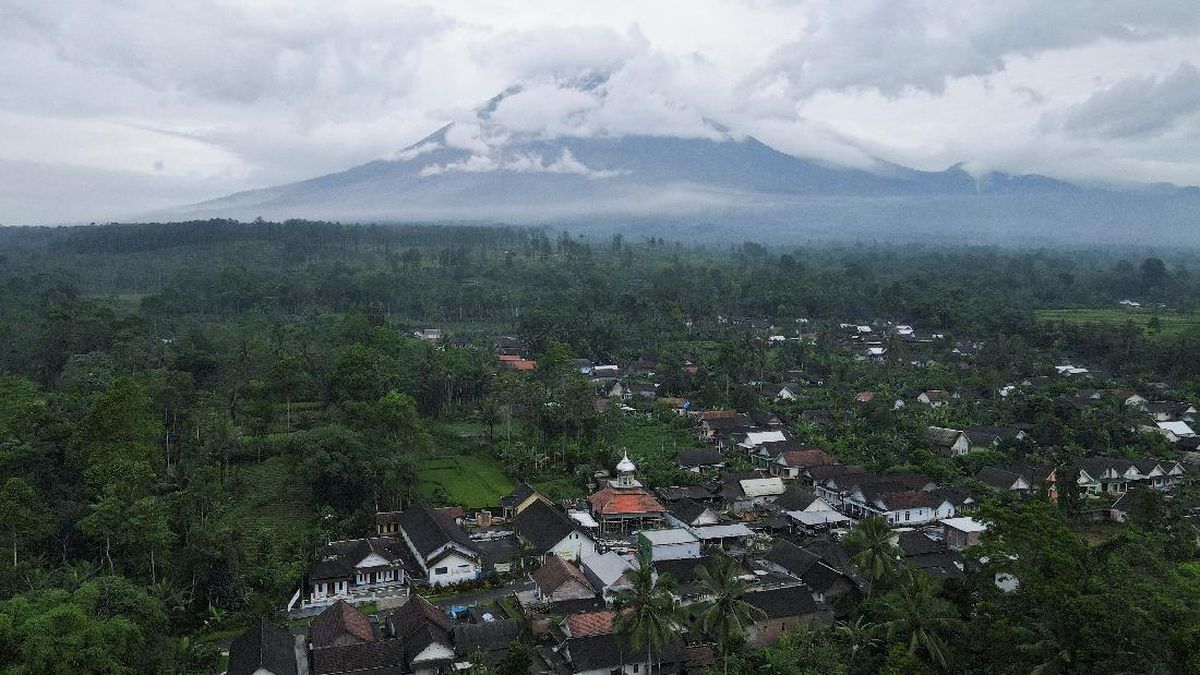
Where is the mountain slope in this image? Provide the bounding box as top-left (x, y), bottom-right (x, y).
top-left (157, 123), bottom-right (1200, 246)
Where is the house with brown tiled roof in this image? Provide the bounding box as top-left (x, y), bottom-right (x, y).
top-left (587, 454), bottom-right (667, 533)
top-left (309, 600), bottom-right (376, 651)
top-left (532, 554), bottom-right (597, 603)
top-left (769, 447), bottom-right (837, 479)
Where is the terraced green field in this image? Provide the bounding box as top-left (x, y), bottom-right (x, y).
top-left (413, 454), bottom-right (514, 508)
top-left (1034, 308), bottom-right (1200, 334)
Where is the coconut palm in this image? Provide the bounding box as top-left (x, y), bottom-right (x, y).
top-left (876, 573), bottom-right (959, 671)
top-left (845, 516), bottom-right (899, 594)
top-left (693, 554), bottom-right (766, 673)
top-left (613, 550), bottom-right (678, 674)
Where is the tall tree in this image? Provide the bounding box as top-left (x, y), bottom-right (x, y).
top-left (0, 477), bottom-right (53, 566)
top-left (845, 517), bottom-right (899, 594)
top-left (694, 553), bottom-right (767, 674)
top-left (613, 551), bottom-right (678, 674)
top-left (876, 573), bottom-right (959, 671)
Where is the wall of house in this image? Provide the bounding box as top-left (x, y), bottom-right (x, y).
top-left (886, 507), bottom-right (933, 525)
top-left (546, 579), bottom-right (597, 603)
top-left (748, 616), bottom-right (807, 648)
top-left (548, 532), bottom-right (596, 562)
top-left (428, 551), bottom-right (479, 585)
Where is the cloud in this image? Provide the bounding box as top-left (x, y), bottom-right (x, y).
top-left (1050, 62), bottom-right (1200, 138)
top-left (420, 147), bottom-right (626, 178)
top-left (3, 0), bottom-right (1200, 222)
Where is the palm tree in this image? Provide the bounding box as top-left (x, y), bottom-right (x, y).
top-left (876, 573), bottom-right (959, 671)
top-left (613, 551), bottom-right (678, 674)
top-left (693, 554), bottom-right (766, 675)
top-left (834, 616), bottom-right (879, 665)
top-left (845, 516), bottom-right (899, 594)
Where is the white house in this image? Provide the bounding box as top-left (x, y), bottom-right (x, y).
top-left (397, 505), bottom-right (482, 586)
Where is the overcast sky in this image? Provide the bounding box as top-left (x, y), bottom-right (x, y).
top-left (3, 0), bottom-right (1200, 224)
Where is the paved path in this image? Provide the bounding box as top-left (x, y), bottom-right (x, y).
top-left (432, 580), bottom-right (534, 609)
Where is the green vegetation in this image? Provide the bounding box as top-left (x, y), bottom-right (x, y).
top-left (0, 220), bottom-right (1199, 671)
top-left (413, 454), bottom-right (515, 508)
top-left (1035, 307), bottom-right (1200, 334)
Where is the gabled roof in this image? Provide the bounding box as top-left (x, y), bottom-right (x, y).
top-left (668, 498), bottom-right (713, 526)
top-left (924, 426), bottom-right (966, 448)
top-left (309, 538), bottom-right (405, 581)
top-left (565, 610), bottom-right (616, 638)
top-left (310, 639), bottom-right (408, 675)
top-left (739, 477), bottom-right (787, 498)
top-left (896, 531), bottom-right (942, 557)
top-left (775, 447), bottom-right (837, 468)
top-left (452, 619), bottom-right (522, 655)
top-left (763, 540), bottom-right (820, 577)
top-left (675, 447), bottom-right (725, 467)
top-left (513, 499), bottom-right (585, 553)
top-left (386, 594), bottom-right (451, 642)
top-left (310, 600), bottom-right (375, 650)
top-left (974, 467), bottom-right (1024, 490)
top-left (397, 504), bottom-right (477, 562)
top-left (228, 618), bottom-right (298, 675)
top-left (588, 486), bottom-right (666, 516)
top-left (500, 482), bottom-right (539, 509)
top-left (773, 486), bottom-right (823, 511)
top-left (532, 555), bottom-right (596, 596)
top-left (808, 464), bottom-right (866, 483)
top-left (743, 584), bottom-right (820, 619)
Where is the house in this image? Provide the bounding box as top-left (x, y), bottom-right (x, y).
top-left (742, 585), bottom-right (832, 647)
top-left (666, 498), bottom-right (721, 528)
top-left (396, 504), bottom-right (482, 586)
top-left (1109, 487), bottom-right (1160, 523)
top-left (580, 552), bottom-right (636, 601)
top-left (305, 538), bottom-right (407, 607)
top-left (512, 498), bottom-right (597, 563)
top-left (674, 447), bottom-right (726, 474)
top-left (808, 464), bottom-right (868, 507)
top-left (310, 600), bottom-right (376, 650)
top-left (917, 390), bottom-right (949, 407)
top-left (532, 555), bottom-right (598, 603)
top-left (587, 454), bottom-right (668, 533)
top-left (554, 610), bottom-right (683, 675)
top-left (228, 618), bottom-right (300, 675)
top-left (638, 528), bottom-right (702, 562)
top-left (737, 429), bottom-right (791, 453)
top-left (690, 523), bottom-right (756, 549)
top-left (735, 477), bottom-right (787, 508)
top-left (974, 463), bottom-right (1056, 500)
top-left (761, 383), bottom-right (800, 401)
top-left (383, 594), bottom-right (456, 674)
top-left (1072, 457), bottom-right (1186, 496)
top-left (841, 474), bottom-right (944, 525)
top-left (762, 540), bottom-right (861, 613)
top-left (941, 517), bottom-right (988, 550)
top-left (500, 481), bottom-right (546, 519)
top-left (925, 426), bottom-right (970, 457)
top-left (308, 602), bottom-right (409, 675)
top-left (452, 620), bottom-right (524, 668)
top-left (773, 485), bottom-right (837, 513)
top-left (896, 531), bottom-right (964, 580)
top-left (1153, 420), bottom-right (1196, 442)
top-left (769, 447), bottom-right (837, 479)
top-left (963, 425), bottom-right (1026, 452)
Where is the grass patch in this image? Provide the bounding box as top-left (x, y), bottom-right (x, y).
top-left (1035, 308), bottom-right (1200, 335)
top-left (414, 454), bottom-right (514, 508)
top-left (534, 477), bottom-right (586, 501)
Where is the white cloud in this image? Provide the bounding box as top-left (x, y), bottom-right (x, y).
top-left (420, 147), bottom-right (625, 178)
top-left (2, 0), bottom-right (1200, 222)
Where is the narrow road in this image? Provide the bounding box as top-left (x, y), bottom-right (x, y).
top-left (432, 579), bottom-right (534, 609)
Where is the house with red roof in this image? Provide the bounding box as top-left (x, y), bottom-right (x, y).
top-left (587, 453), bottom-right (667, 534)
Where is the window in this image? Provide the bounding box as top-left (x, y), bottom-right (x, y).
top-left (434, 567), bottom-right (448, 575)
top-left (904, 510), bottom-right (911, 521)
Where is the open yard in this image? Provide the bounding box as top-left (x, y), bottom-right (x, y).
top-left (1035, 308), bottom-right (1200, 335)
top-left (414, 454), bottom-right (515, 508)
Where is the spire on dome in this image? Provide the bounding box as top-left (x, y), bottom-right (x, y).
top-left (616, 451), bottom-right (636, 474)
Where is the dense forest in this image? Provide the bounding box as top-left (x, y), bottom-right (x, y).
top-left (1, 220), bottom-right (1200, 672)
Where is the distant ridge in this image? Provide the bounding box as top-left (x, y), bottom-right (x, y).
top-left (155, 116), bottom-right (1200, 246)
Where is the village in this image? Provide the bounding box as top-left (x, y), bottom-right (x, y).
top-left (227, 317), bottom-right (1198, 675)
